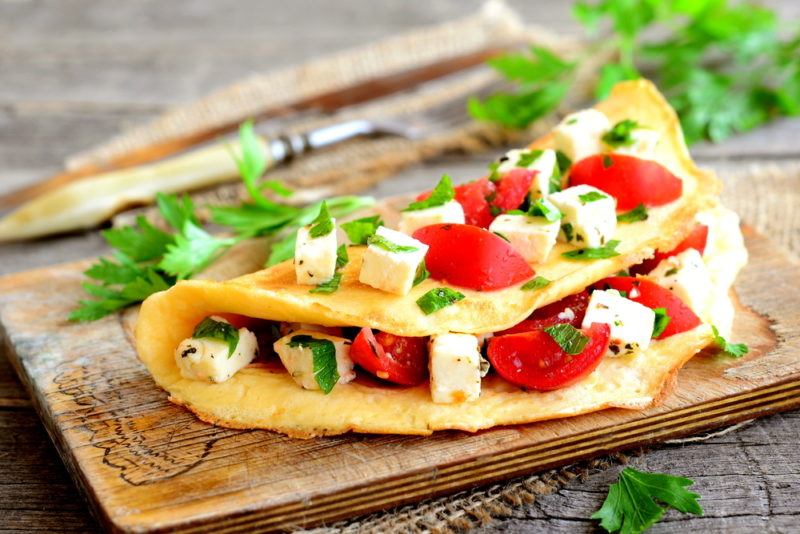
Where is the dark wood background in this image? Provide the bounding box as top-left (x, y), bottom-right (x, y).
top-left (1, 1), bottom-right (798, 532)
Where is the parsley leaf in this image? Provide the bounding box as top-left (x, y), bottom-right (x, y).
top-left (341, 215), bottom-right (383, 245)
top-left (562, 240), bottom-right (621, 260)
top-left (100, 216), bottom-right (173, 262)
top-left (516, 150), bottom-right (541, 168)
top-left (521, 276), bottom-right (551, 291)
top-left (287, 335), bottom-right (339, 393)
top-left (416, 287), bottom-right (465, 315)
top-left (617, 203), bottom-right (649, 223)
top-left (529, 198), bottom-right (563, 221)
top-left (413, 261), bottom-right (430, 287)
top-left (711, 325), bottom-right (749, 358)
top-left (578, 191), bottom-right (608, 204)
top-left (403, 175), bottom-right (455, 211)
top-left (602, 119), bottom-right (641, 148)
top-left (652, 307), bottom-right (671, 338)
top-left (193, 317), bottom-right (240, 357)
top-left (308, 201), bottom-right (334, 238)
top-left (158, 221), bottom-right (236, 280)
top-left (592, 467), bottom-right (703, 534)
top-left (367, 234), bottom-right (418, 253)
top-left (310, 245), bottom-right (349, 294)
top-left (545, 324), bottom-right (589, 354)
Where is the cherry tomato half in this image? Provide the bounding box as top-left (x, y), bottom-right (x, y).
top-left (497, 290), bottom-right (590, 335)
top-left (491, 168), bottom-right (535, 212)
top-left (416, 178), bottom-right (496, 228)
top-left (349, 327), bottom-right (428, 386)
top-left (630, 224), bottom-right (709, 275)
top-left (569, 154), bottom-right (683, 210)
top-left (592, 276), bottom-right (701, 339)
top-left (487, 323), bottom-right (610, 390)
top-left (413, 224), bottom-right (534, 291)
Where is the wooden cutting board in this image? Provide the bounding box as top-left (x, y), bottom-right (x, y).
top-left (1, 226), bottom-right (799, 533)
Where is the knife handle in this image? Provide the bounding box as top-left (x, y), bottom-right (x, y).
top-left (0, 120), bottom-right (378, 241)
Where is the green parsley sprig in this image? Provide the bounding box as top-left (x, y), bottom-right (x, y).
top-left (470, 1), bottom-right (800, 145)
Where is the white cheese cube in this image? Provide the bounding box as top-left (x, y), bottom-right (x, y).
top-left (398, 200), bottom-right (465, 236)
top-left (273, 330), bottom-right (355, 391)
top-left (553, 109), bottom-right (611, 163)
top-left (549, 185), bottom-right (617, 248)
top-left (611, 128), bottom-right (661, 158)
top-left (295, 218), bottom-right (338, 285)
top-left (429, 333), bottom-right (481, 404)
top-left (359, 226), bottom-right (429, 295)
top-left (489, 213), bottom-right (559, 263)
top-left (648, 249), bottom-right (712, 316)
top-left (495, 148), bottom-right (558, 198)
top-left (582, 289), bottom-right (655, 357)
top-left (175, 317), bottom-right (258, 383)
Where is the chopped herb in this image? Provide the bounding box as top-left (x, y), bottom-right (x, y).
top-left (617, 203), bottom-right (649, 223)
top-left (555, 150), bottom-right (572, 175)
top-left (493, 232), bottom-right (510, 242)
top-left (516, 149), bottom-right (542, 168)
top-left (193, 317), bottom-right (240, 357)
top-left (413, 261), bottom-right (430, 287)
top-left (308, 201), bottom-right (334, 238)
top-left (665, 267), bottom-right (679, 277)
top-left (521, 276), bottom-right (551, 291)
top-left (561, 222), bottom-right (575, 242)
top-left (529, 198), bottom-right (563, 222)
top-left (309, 245), bottom-right (349, 294)
top-left (403, 174), bottom-right (455, 211)
top-left (416, 287), bottom-right (465, 315)
top-left (602, 119), bottom-right (640, 148)
top-left (652, 307), bottom-right (671, 338)
top-left (562, 240), bottom-right (621, 261)
top-left (489, 204), bottom-right (503, 216)
top-left (615, 269), bottom-right (630, 276)
top-left (545, 324), bottom-right (589, 355)
top-left (506, 209), bottom-right (525, 215)
top-left (335, 244), bottom-right (348, 270)
top-left (711, 325), bottom-right (749, 358)
top-left (592, 467), bottom-right (703, 534)
top-left (602, 154), bottom-right (614, 168)
top-left (487, 161), bottom-right (502, 182)
top-left (367, 234), bottom-right (419, 253)
top-left (578, 191), bottom-right (608, 204)
top-left (549, 157), bottom-right (563, 193)
top-left (340, 215), bottom-right (383, 245)
top-left (287, 335), bottom-right (339, 393)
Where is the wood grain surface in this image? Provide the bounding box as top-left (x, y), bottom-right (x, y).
top-left (1, 1), bottom-right (800, 532)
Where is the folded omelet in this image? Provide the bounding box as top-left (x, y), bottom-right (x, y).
top-left (135, 80), bottom-right (745, 437)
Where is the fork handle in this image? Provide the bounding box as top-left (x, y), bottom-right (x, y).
top-left (264, 119), bottom-right (376, 162)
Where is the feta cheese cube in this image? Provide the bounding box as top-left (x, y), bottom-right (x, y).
top-left (553, 109), bottom-right (610, 162)
top-left (611, 128), bottom-right (661, 158)
top-left (429, 333), bottom-right (481, 404)
top-left (548, 185), bottom-right (617, 248)
top-left (273, 330), bottom-right (356, 391)
top-left (582, 289), bottom-right (655, 357)
top-left (295, 218), bottom-right (338, 285)
top-left (648, 249), bottom-right (712, 316)
top-left (398, 200), bottom-right (465, 236)
top-left (489, 213), bottom-right (559, 263)
top-left (359, 226), bottom-right (429, 295)
top-left (496, 148), bottom-right (559, 198)
top-left (175, 317), bottom-right (258, 383)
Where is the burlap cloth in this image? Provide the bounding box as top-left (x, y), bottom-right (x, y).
top-left (74, 1), bottom-right (800, 531)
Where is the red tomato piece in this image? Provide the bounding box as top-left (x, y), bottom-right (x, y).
top-left (592, 276), bottom-right (701, 339)
top-left (413, 224), bottom-right (534, 291)
top-left (630, 224), bottom-right (709, 275)
top-left (455, 178), bottom-right (496, 228)
top-left (350, 327), bottom-right (428, 386)
top-left (569, 154), bottom-right (683, 210)
top-left (497, 291), bottom-right (590, 335)
top-left (491, 168), bottom-right (535, 212)
top-left (487, 323), bottom-right (610, 390)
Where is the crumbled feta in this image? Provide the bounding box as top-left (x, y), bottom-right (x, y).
top-left (557, 307), bottom-right (576, 322)
top-left (489, 213), bottom-right (559, 263)
top-left (398, 200), bottom-right (464, 236)
top-left (175, 317), bottom-right (258, 383)
top-left (553, 109), bottom-right (611, 162)
top-left (548, 185), bottom-right (617, 248)
top-left (648, 249), bottom-right (712, 316)
top-left (611, 128), bottom-right (661, 158)
top-left (582, 289), bottom-right (655, 357)
top-left (496, 148), bottom-right (559, 198)
top-left (429, 333), bottom-right (482, 404)
top-left (295, 218), bottom-right (338, 285)
top-left (359, 226), bottom-right (429, 295)
top-left (273, 330), bottom-right (355, 391)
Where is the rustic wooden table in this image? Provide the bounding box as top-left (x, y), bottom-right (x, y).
top-left (1, 1), bottom-right (799, 532)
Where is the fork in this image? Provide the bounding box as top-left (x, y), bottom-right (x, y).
top-left (0, 79), bottom-right (507, 241)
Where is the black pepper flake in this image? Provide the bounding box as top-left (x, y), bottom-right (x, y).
top-left (181, 347), bottom-right (197, 358)
top-left (609, 344), bottom-right (620, 355)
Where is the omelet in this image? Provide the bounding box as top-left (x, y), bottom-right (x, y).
top-left (135, 80), bottom-right (745, 438)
